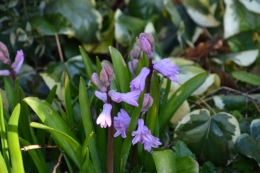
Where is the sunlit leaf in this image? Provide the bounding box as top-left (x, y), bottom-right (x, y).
top-left (152, 150), bottom-right (176, 173)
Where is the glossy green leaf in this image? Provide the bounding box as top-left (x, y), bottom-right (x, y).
top-left (152, 150), bottom-right (176, 173)
top-left (172, 140), bottom-right (196, 159)
top-left (79, 78), bottom-right (102, 173)
top-left (174, 109), bottom-right (240, 165)
top-left (159, 72), bottom-right (208, 133)
top-left (232, 71), bottom-right (260, 86)
top-left (236, 119), bottom-right (260, 163)
top-left (0, 94), bottom-right (10, 172)
top-left (19, 138), bottom-right (49, 173)
top-left (7, 104), bottom-right (24, 173)
top-left (24, 97), bottom-right (82, 168)
top-left (46, 85), bottom-right (57, 104)
top-left (30, 16), bottom-right (55, 35)
top-left (65, 73), bottom-right (73, 127)
top-left (109, 46), bottom-right (130, 93)
top-left (176, 156), bottom-right (199, 173)
top-left (45, 0), bottom-right (102, 42)
top-left (0, 152), bottom-right (8, 173)
top-left (79, 46), bottom-right (94, 80)
top-left (4, 78), bottom-right (17, 111)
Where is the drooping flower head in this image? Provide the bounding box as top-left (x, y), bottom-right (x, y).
top-left (96, 103), bottom-right (112, 128)
top-left (138, 33), bottom-right (154, 58)
top-left (153, 58), bottom-right (179, 82)
top-left (132, 119), bottom-right (161, 152)
top-left (130, 67), bottom-right (150, 92)
top-left (114, 109), bottom-right (131, 138)
top-left (108, 90), bottom-right (140, 107)
top-left (141, 93), bottom-right (153, 114)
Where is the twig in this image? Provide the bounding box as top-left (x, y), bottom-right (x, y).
top-left (55, 33), bottom-right (64, 62)
top-left (21, 144), bottom-right (59, 151)
top-left (52, 152), bottom-right (63, 173)
top-left (195, 95), bottom-right (216, 114)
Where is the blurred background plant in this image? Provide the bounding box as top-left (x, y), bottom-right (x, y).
top-left (0, 0), bottom-right (260, 172)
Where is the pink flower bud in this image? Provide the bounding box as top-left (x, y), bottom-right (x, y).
top-left (130, 42), bottom-right (142, 60)
top-left (100, 69), bottom-right (110, 87)
top-left (138, 33), bottom-right (154, 58)
top-left (142, 94), bottom-right (153, 114)
top-left (103, 64), bottom-right (114, 83)
top-left (11, 50), bottom-right (24, 73)
top-left (0, 42), bottom-right (10, 65)
top-left (128, 59), bottom-right (139, 76)
top-left (91, 73), bottom-right (107, 92)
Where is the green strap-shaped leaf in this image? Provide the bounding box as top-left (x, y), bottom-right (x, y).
top-left (159, 72), bottom-right (208, 133)
top-left (0, 94), bottom-right (10, 172)
top-left (7, 104), bottom-right (25, 173)
top-left (65, 73), bottom-right (73, 127)
top-left (0, 152), bottom-right (8, 173)
top-left (232, 71), bottom-right (260, 86)
top-left (79, 78), bottom-right (102, 173)
top-left (79, 46), bottom-right (94, 80)
top-left (46, 85), bottom-right (57, 104)
top-left (109, 46), bottom-right (130, 93)
top-left (24, 97), bottom-right (83, 168)
top-left (19, 138), bottom-right (49, 173)
top-left (152, 150), bottom-right (177, 173)
top-left (118, 93), bottom-right (144, 173)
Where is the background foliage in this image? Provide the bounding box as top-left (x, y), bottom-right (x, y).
top-left (0, 0), bottom-right (260, 172)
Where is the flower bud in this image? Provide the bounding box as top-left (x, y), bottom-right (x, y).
top-left (130, 42), bottom-right (142, 60)
top-left (11, 50), bottom-right (24, 73)
top-left (142, 94), bottom-right (153, 114)
top-left (100, 69), bottom-right (109, 87)
top-left (128, 59), bottom-right (139, 76)
top-left (138, 33), bottom-right (154, 58)
top-left (91, 73), bottom-right (107, 92)
top-left (103, 64), bottom-right (114, 83)
top-left (0, 42), bottom-right (10, 64)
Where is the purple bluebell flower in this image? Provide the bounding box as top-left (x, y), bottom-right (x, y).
top-left (108, 90), bottom-right (140, 107)
top-left (132, 119), bottom-right (162, 152)
top-left (138, 33), bottom-right (154, 58)
top-left (153, 58), bottom-right (179, 82)
top-left (11, 50), bottom-right (24, 73)
top-left (114, 109), bottom-right (131, 138)
top-left (95, 91), bottom-right (107, 103)
top-left (130, 67), bottom-right (150, 92)
top-left (142, 93), bottom-right (153, 114)
top-left (96, 103), bottom-right (112, 128)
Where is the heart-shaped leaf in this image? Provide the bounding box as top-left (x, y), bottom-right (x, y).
top-left (174, 109), bottom-right (240, 165)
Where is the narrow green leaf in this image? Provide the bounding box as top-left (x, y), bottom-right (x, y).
top-left (79, 46), bottom-right (94, 80)
top-left (232, 71), bottom-right (260, 86)
top-left (95, 56), bottom-right (102, 75)
top-left (0, 94), bottom-right (10, 172)
top-left (46, 85), bottom-right (57, 104)
top-left (4, 78), bottom-right (16, 110)
top-left (152, 150), bottom-right (177, 173)
top-left (109, 46), bottom-right (130, 93)
top-left (24, 97), bottom-right (82, 168)
top-left (0, 152), bottom-right (8, 173)
top-left (146, 72), bottom-right (160, 135)
top-left (118, 93), bottom-right (144, 173)
top-left (79, 78), bottom-right (102, 173)
top-left (19, 138), bottom-right (49, 173)
top-left (65, 73), bottom-right (73, 127)
top-left (7, 104), bottom-right (24, 173)
top-left (159, 72), bottom-right (208, 133)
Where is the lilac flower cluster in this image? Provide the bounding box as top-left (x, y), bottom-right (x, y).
top-left (92, 32), bottom-right (179, 152)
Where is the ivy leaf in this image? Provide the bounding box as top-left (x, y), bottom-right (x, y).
top-left (174, 109), bottom-right (240, 165)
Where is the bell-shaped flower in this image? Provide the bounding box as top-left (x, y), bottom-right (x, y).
top-left (153, 58), bottom-right (179, 82)
top-left (114, 109), bottom-right (131, 138)
top-left (132, 119), bottom-right (161, 152)
top-left (96, 103), bottom-right (112, 128)
top-left (11, 50), bottom-right (24, 73)
top-left (138, 33), bottom-right (154, 58)
top-left (95, 91), bottom-right (107, 103)
top-left (141, 94), bottom-right (153, 114)
top-left (108, 90), bottom-right (140, 107)
top-left (130, 67), bottom-right (150, 92)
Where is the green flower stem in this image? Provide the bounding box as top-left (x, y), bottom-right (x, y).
top-left (146, 58), bottom-right (153, 94)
